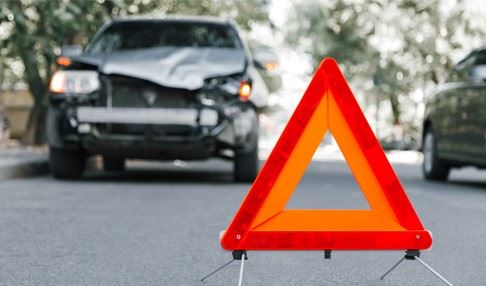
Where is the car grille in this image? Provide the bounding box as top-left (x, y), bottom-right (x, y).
top-left (104, 75), bottom-right (196, 109)
top-left (97, 75), bottom-right (199, 137)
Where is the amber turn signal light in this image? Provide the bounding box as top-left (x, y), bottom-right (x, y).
top-left (56, 56), bottom-right (72, 67)
top-left (239, 81), bottom-right (251, 101)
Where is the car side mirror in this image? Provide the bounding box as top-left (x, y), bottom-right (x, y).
top-left (60, 45), bottom-right (83, 57)
top-left (252, 48), bottom-right (279, 71)
top-left (469, 65), bottom-right (486, 82)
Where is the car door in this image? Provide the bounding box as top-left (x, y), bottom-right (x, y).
top-left (463, 82), bottom-right (486, 163)
top-left (458, 85), bottom-right (479, 158)
top-left (465, 51), bottom-right (486, 164)
top-left (433, 85), bottom-right (459, 154)
top-left (439, 55), bottom-right (476, 159)
top-left (476, 81), bottom-right (486, 164)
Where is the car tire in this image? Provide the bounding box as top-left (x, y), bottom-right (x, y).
top-left (103, 156), bottom-right (125, 172)
top-left (422, 127), bottom-right (450, 181)
top-left (49, 147), bottom-right (85, 179)
top-left (234, 143), bottom-right (259, 183)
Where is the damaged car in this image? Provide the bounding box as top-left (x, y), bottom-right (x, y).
top-left (47, 16), bottom-right (270, 182)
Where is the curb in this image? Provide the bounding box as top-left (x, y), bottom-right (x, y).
top-left (0, 158), bottom-right (49, 180)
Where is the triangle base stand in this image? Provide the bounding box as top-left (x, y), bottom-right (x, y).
top-left (201, 250), bottom-right (454, 286)
top-left (200, 251), bottom-right (247, 286)
top-left (380, 250), bottom-right (454, 286)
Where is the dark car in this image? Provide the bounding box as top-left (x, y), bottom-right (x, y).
top-left (47, 16), bottom-right (271, 182)
top-left (422, 46), bottom-right (486, 181)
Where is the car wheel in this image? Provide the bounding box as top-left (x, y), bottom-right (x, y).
top-left (234, 143), bottom-right (259, 183)
top-left (49, 147), bottom-right (85, 179)
top-left (103, 156), bottom-right (125, 172)
top-left (422, 128), bottom-right (450, 181)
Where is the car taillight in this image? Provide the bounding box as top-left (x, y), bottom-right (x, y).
top-left (239, 81), bottom-right (251, 101)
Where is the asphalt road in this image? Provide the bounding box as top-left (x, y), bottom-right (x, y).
top-left (0, 158), bottom-right (485, 285)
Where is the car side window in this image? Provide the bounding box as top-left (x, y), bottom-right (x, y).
top-left (447, 53), bottom-right (476, 83)
top-left (473, 51), bottom-right (486, 66)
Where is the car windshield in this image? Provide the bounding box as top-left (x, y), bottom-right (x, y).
top-left (86, 21), bottom-right (242, 54)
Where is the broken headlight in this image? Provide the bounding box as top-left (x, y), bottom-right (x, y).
top-left (198, 75), bottom-right (251, 105)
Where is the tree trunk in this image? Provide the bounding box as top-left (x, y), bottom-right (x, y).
top-left (388, 93), bottom-right (401, 125)
top-left (21, 99), bottom-right (47, 145)
top-left (20, 74), bottom-right (47, 145)
top-left (11, 4), bottom-right (49, 145)
top-left (0, 63), bottom-right (7, 142)
top-left (18, 60), bottom-right (48, 145)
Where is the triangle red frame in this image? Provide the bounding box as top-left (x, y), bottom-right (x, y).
top-left (220, 58), bottom-right (432, 251)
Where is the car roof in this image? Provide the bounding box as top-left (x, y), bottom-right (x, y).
top-left (110, 15), bottom-right (232, 26)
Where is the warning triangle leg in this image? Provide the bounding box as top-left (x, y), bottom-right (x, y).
top-left (414, 256), bottom-right (453, 286)
top-left (237, 252), bottom-right (246, 286)
top-left (200, 251), bottom-right (248, 283)
top-left (200, 258), bottom-right (235, 282)
top-left (380, 250), bottom-right (454, 286)
top-left (379, 256), bottom-right (406, 280)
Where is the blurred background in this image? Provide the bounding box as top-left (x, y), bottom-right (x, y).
top-left (0, 0), bottom-right (485, 161)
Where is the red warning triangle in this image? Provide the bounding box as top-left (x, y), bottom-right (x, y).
top-left (221, 58), bottom-right (432, 251)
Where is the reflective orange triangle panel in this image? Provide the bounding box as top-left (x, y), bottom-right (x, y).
top-left (220, 58), bottom-right (432, 251)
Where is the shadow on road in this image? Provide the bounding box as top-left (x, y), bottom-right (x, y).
top-left (444, 180), bottom-right (486, 190)
top-left (81, 169), bottom-right (235, 184)
top-left (54, 158), bottom-right (486, 190)
top-left (409, 172), bottom-right (486, 192)
top-left (72, 159), bottom-right (244, 184)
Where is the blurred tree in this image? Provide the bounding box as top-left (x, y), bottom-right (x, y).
top-left (285, 0), bottom-right (485, 135)
top-left (286, 0), bottom-right (377, 70)
top-left (158, 0), bottom-right (269, 30)
top-left (0, 0), bottom-right (269, 145)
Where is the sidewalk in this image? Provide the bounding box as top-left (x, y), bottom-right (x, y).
top-left (0, 142), bottom-right (49, 180)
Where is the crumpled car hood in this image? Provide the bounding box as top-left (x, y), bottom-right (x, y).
top-left (71, 47), bottom-right (247, 90)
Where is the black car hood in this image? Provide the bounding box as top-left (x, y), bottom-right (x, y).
top-left (71, 47), bottom-right (246, 90)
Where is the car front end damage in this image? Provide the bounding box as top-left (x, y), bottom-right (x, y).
top-left (47, 18), bottom-right (264, 181)
top-left (48, 71), bottom-right (259, 162)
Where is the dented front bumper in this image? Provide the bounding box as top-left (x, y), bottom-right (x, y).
top-left (47, 101), bottom-right (258, 160)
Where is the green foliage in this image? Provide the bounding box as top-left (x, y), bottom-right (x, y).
top-left (285, 0), bottom-right (486, 131)
top-left (286, 1), bottom-right (377, 68)
top-left (158, 0), bottom-right (269, 30)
